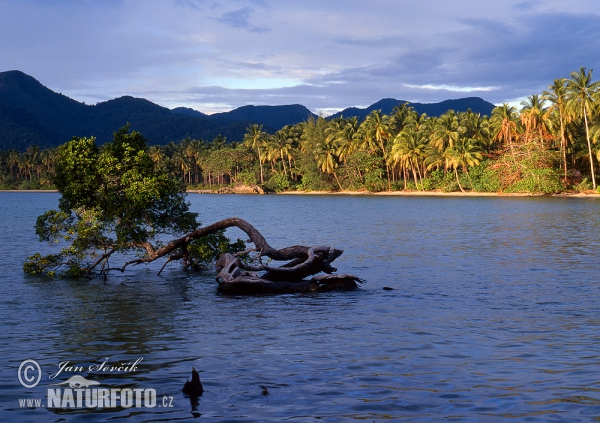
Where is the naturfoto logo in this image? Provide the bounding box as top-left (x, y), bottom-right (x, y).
top-left (18, 358), bottom-right (174, 410)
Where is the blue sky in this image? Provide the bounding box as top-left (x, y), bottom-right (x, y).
top-left (1, 0), bottom-right (600, 114)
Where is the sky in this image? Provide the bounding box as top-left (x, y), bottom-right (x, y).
top-left (1, 0), bottom-right (600, 115)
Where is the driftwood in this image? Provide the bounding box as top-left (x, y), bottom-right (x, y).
top-left (216, 253), bottom-right (361, 294)
top-left (119, 217), bottom-right (362, 294)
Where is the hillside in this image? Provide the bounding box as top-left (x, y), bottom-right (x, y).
top-left (0, 70), bottom-right (496, 151)
top-left (329, 97), bottom-right (495, 120)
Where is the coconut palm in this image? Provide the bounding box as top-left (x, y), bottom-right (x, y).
top-left (490, 104), bottom-right (520, 150)
top-left (445, 138), bottom-right (483, 192)
top-left (520, 94), bottom-right (552, 144)
top-left (243, 124), bottom-right (267, 183)
top-left (565, 67), bottom-right (600, 189)
top-left (461, 110), bottom-right (492, 149)
top-left (389, 102), bottom-right (414, 136)
top-left (389, 125), bottom-right (427, 189)
top-left (314, 135), bottom-right (344, 190)
top-left (358, 110), bottom-right (392, 190)
top-left (266, 130), bottom-right (294, 176)
top-left (334, 117), bottom-right (360, 162)
top-left (543, 78), bottom-right (570, 180)
top-left (430, 110), bottom-right (463, 151)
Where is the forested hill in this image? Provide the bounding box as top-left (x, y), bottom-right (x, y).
top-left (0, 70), bottom-right (495, 151)
top-left (329, 97), bottom-right (495, 120)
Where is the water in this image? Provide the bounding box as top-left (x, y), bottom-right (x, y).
top-left (2, 192), bottom-right (600, 421)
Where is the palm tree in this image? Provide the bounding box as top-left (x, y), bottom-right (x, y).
top-left (7, 150), bottom-right (19, 179)
top-left (148, 146), bottom-right (166, 172)
top-left (565, 67), bottom-right (600, 189)
top-left (267, 130), bottom-right (293, 176)
top-left (490, 104), bottom-right (520, 150)
top-left (388, 102), bottom-right (414, 136)
top-left (430, 110), bottom-right (463, 151)
top-left (358, 110), bottom-right (392, 190)
top-left (243, 124), bottom-right (267, 183)
top-left (460, 110), bottom-right (492, 150)
top-left (333, 117), bottom-right (360, 162)
top-left (445, 138), bottom-right (484, 192)
top-left (519, 94), bottom-right (552, 144)
top-left (389, 125), bottom-right (427, 189)
top-left (314, 135), bottom-right (343, 190)
top-left (543, 78), bottom-right (570, 180)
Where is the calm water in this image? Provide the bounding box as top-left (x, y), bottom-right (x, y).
top-left (2, 192), bottom-right (600, 422)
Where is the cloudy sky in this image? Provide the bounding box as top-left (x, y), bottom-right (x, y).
top-left (1, 0), bottom-right (600, 115)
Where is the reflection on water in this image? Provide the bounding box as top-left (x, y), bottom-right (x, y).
top-left (2, 192), bottom-right (600, 421)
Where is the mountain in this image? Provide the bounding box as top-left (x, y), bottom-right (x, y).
top-left (0, 71), bottom-right (314, 151)
top-left (211, 104), bottom-right (316, 129)
top-left (329, 97), bottom-right (495, 120)
top-left (0, 70), bottom-right (497, 151)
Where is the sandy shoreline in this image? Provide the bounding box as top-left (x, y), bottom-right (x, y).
top-left (275, 190), bottom-right (600, 198)
top-left (3, 189), bottom-right (599, 198)
top-left (0, 189), bottom-right (59, 193)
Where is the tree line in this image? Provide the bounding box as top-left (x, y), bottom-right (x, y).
top-left (3, 67), bottom-right (600, 194)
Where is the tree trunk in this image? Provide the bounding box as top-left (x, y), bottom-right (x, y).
top-left (583, 106), bottom-right (596, 190)
top-left (117, 217), bottom-right (362, 294)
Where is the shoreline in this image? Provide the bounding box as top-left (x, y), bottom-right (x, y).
top-left (3, 189), bottom-right (599, 198)
top-left (276, 190), bottom-right (600, 198)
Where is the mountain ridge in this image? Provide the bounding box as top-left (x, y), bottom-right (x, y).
top-left (0, 70), bottom-right (496, 151)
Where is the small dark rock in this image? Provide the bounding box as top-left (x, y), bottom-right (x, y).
top-left (382, 286), bottom-right (395, 291)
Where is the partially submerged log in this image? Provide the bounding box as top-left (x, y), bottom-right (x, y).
top-left (216, 253), bottom-right (362, 294)
top-left (120, 217), bottom-right (362, 294)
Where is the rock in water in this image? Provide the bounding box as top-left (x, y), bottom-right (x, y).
top-left (182, 368), bottom-right (204, 397)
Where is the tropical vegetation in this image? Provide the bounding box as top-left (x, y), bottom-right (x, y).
top-left (5, 68), bottom-right (600, 195)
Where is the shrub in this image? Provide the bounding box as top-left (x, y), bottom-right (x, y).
top-left (264, 173), bottom-right (291, 192)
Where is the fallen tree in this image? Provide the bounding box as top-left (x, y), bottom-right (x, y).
top-left (117, 216), bottom-right (361, 294)
top-left (23, 127), bottom-right (361, 294)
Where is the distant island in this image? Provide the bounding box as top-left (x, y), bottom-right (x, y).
top-left (0, 68), bottom-right (598, 195)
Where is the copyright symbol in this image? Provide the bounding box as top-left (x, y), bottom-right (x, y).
top-left (18, 359), bottom-right (41, 388)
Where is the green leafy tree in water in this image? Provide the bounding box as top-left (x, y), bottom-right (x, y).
top-left (24, 126), bottom-right (243, 277)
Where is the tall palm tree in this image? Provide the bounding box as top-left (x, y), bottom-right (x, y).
top-left (243, 124), bottom-right (267, 183)
top-left (148, 146), bottom-right (166, 171)
top-left (445, 138), bottom-right (484, 192)
top-left (389, 125), bottom-right (427, 189)
top-left (430, 110), bottom-right (463, 151)
top-left (490, 104), bottom-right (520, 150)
top-left (314, 135), bottom-right (343, 190)
top-left (519, 94), bottom-right (552, 144)
top-left (460, 110), bottom-right (492, 150)
top-left (543, 78), bottom-right (570, 180)
top-left (389, 102), bottom-right (414, 136)
top-left (7, 150), bottom-right (19, 179)
top-left (358, 110), bottom-right (392, 190)
top-left (267, 130), bottom-right (293, 176)
top-left (334, 117), bottom-right (360, 162)
top-left (565, 67), bottom-right (600, 189)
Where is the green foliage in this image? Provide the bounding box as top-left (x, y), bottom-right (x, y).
top-left (490, 143), bottom-right (564, 194)
top-left (504, 168), bottom-right (564, 194)
top-left (25, 126), bottom-right (238, 278)
top-left (419, 169), bottom-right (459, 192)
top-left (264, 173), bottom-right (291, 192)
top-left (235, 170), bottom-right (259, 185)
top-left (338, 152), bottom-right (386, 191)
top-left (574, 177), bottom-right (593, 192)
top-left (420, 170), bottom-right (443, 191)
top-left (187, 230), bottom-right (246, 268)
top-left (463, 161), bottom-right (501, 192)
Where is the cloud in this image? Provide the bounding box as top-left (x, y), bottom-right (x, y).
top-left (2, 1), bottom-right (600, 115)
top-left (216, 6), bottom-right (271, 33)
